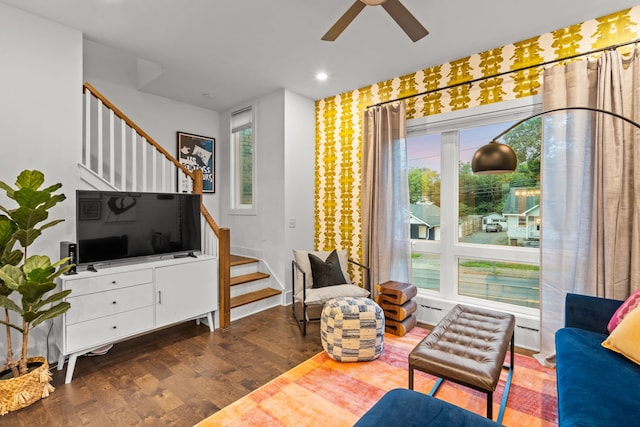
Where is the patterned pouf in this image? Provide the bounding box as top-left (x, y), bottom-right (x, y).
top-left (321, 297), bottom-right (385, 362)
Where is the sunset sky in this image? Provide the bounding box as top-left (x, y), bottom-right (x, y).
top-left (407, 121), bottom-right (515, 173)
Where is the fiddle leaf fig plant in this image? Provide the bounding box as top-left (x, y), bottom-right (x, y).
top-left (0, 170), bottom-right (73, 377)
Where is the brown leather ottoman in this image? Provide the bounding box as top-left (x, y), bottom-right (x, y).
top-left (408, 304), bottom-right (515, 422)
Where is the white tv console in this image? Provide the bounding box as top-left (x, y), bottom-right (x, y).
top-left (53, 254), bottom-right (218, 384)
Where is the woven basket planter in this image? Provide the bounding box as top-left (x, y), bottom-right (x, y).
top-left (0, 357), bottom-right (54, 416)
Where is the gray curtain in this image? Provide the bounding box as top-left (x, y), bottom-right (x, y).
top-left (537, 47), bottom-right (640, 366)
top-left (362, 102), bottom-right (411, 293)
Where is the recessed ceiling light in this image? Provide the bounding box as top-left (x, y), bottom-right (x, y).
top-left (316, 72), bottom-right (328, 81)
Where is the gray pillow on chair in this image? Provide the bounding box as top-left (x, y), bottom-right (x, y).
top-left (308, 250), bottom-right (347, 288)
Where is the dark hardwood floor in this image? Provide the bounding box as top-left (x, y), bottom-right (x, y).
top-left (0, 306), bottom-right (323, 427)
top-left (1, 306), bottom-right (537, 426)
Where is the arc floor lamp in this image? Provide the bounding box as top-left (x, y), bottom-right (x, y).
top-left (471, 106), bottom-right (640, 174)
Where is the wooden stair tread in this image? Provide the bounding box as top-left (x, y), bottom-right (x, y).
top-left (230, 255), bottom-right (259, 267)
top-left (230, 288), bottom-right (281, 309)
top-left (230, 272), bottom-right (270, 286)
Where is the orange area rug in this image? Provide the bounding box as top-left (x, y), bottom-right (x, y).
top-left (196, 327), bottom-right (558, 426)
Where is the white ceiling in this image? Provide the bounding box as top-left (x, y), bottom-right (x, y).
top-left (2, 0), bottom-right (639, 112)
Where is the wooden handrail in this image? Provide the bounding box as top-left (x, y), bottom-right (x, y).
top-left (200, 202), bottom-right (221, 236)
top-left (83, 82), bottom-right (194, 180)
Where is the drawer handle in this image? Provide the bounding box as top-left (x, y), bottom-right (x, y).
top-left (112, 280), bottom-right (117, 284)
top-left (112, 301), bottom-right (117, 305)
top-left (112, 326), bottom-right (117, 329)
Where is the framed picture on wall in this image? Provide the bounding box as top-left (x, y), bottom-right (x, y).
top-left (177, 131), bottom-right (215, 193)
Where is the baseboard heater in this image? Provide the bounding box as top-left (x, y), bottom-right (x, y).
top-left (414, 295), bottom-right (540, 352)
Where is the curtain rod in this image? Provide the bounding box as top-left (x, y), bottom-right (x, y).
top-left (368, 38), bottom-right (640, 109)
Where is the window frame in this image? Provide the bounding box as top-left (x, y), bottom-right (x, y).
top-left (407, 96), bottom-right (542, 317)
top-left (229, 104), bottom-right (257, 215)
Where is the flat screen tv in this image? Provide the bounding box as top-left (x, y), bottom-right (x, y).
top-left (76, 190), bottom-right (201, 266)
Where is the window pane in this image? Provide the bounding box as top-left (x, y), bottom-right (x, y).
top-left (407, 133), bottom-right (441, 241)
top-left (458, 258), bottom-right (539, 308)
top-left (231, 106), bottom-right (255, 212)
top-left (411, 253), bottom-right (440, 291)
top-left (458, 119), bottom-right (541, 247)
top-left (238, 128), bottom-right (253, 205)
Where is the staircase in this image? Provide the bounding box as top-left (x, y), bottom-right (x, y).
top-left (229, 255), bottom-right (281, 320)
top-left (81, 82), bottom-right (283, 329)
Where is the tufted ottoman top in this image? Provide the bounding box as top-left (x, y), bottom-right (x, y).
top-left (409, 304), bottom-right (515, 392)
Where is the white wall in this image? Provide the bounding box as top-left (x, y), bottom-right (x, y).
top-left (0, 3), bottom-right (83, 362)
top-left (221, 91), bottom-right (286, 280)
top-left (284, 91), bottom-right (316, 301)
top-left (220, 89), bottom-right (315, 291)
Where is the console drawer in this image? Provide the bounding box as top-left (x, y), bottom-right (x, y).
top-left (65, 269), bottom-right (153, 296)
top-left (65, 306), bottom-right (154, 353)
top-left (65, 283), bottom-right (153, 325)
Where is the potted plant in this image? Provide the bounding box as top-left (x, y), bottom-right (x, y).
top-left (0, 170), bottom-right (73, 415)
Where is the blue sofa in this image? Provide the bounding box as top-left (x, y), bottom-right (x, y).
top-left (556, 293), bottom-right (640, 426)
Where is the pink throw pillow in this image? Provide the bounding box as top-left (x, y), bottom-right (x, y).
top-left (608, 288), bottom-right (640, 333)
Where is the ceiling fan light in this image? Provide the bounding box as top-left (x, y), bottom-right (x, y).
top-left (324, 0), bottom-right (427, 42)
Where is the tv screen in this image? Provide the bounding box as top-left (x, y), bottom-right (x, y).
top-left (76, 190), bottom-right (201, 266)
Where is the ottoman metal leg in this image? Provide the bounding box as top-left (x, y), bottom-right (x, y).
top-left (496, 331), bottom-right (515, 425)
top-left (408, 365), bottom-right (414, 389)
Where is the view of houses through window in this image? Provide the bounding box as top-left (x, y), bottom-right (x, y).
top-left (407, 103), bottom-right (541, 311)
top-left (237, 128), bottom-right (254, 205)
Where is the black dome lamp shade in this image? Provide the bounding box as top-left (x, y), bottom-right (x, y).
top-left (471, 140), bottom-right (518, 175)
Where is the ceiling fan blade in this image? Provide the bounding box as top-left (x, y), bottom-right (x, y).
top-left (381, 0), bottom-right (429, 42)
top-left (322, 1), bottom-right (366, 41)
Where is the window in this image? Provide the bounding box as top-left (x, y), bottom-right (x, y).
top-left (230, 106), bottom-right (256, 214)
top-left (411, 253), bottom-right (440, 291)
top-left (458, 121), bottom-right (541, 248)
top-left (408, 133), bottom-right (441, 241)
top-left (407, 98), bottom-right (541, 313)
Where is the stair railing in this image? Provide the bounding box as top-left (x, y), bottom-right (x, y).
top-left (82, 82), bottom-right (231, 329)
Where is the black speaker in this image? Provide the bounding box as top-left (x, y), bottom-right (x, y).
top-left (60, 241), bottom-right (77, 275)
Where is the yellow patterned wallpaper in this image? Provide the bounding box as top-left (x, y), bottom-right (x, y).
top-left (315, 7), bottom-right (640, 284)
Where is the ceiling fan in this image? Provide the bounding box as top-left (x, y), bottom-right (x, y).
top-left (322, 0), bottom-right (429, 42)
